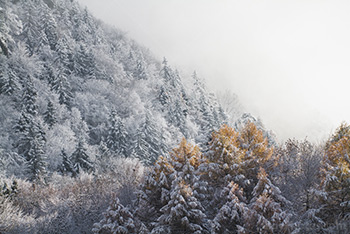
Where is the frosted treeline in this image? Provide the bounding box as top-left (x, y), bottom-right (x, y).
top-left (0, 0), bottom-right (248, 180)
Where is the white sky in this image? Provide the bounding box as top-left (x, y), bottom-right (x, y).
top-left (77, 0), bottom-right (350, 142)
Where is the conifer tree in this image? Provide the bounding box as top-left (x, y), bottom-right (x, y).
top-left (136, 156), bottom-right (175, 229)
top-left (236, 121), bottom-right (274, 198)
top-left (92, 197), bottom-right (145, 234)
top-left (150, 139), bottom-right (208, 233)
top-left (71, 141), bottom-right (93, 174)
top-left (199, 124), bottom-right (242, 217)
top-left (96, 140), bottom-right (112, 173)
top-left (154, 176), bottom-right (208, 234)
top-left (21, 0), bottom-right (47, 56)
top-left (158, 85), bottom-right (170, 105)
top-left (132, 113), bottom-right (166, 164)
top-left (59, 149), bottom-right (75, 176)
top-left (212, 182), bottom-right (248, 234)
top-left (106, 111), bottom-right (129, 157)
top-left (318, 123), bottom-right (350, 225)
top-left (160, 57), bottom-right (172, 82)
top-left (21, 76), bottom-right (38, 116)
top-left (14, 114), bottom-right (47, 182)
top-left (134, 60), bottom-right (147, 80)
top-left (41, 3), bottom-right (58, 50)
top-left (73, 44), bottom-right (96, 79)
top-left (245, 168), bottom-right (293, 234)
top-left (43, 100), bottom-right (57, 129)
top-left (0, 58), bottom-right (19, 95)
top-left (51, 68), bottom-right (73, 107)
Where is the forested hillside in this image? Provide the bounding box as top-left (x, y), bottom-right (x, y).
top-left (0, 0), bottom-right (246, 180)
top-left (1, 0), bottom-right (349, 233)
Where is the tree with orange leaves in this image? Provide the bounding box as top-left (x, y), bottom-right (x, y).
top-left (319, 123), bottom-right (350, 225)
top-left (202, 123), bottom-right (274, 199)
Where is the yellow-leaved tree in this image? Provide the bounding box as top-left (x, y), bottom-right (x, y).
top-left (320, 123), bottom-right (350, 225)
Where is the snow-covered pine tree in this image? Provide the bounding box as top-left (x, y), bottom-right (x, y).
top-left (95, 140), bottom-right (112, 173)
top-left (20, 0), bottom-right (47, 56)
top-left (159, 57), bottom-right (172, 83)
top-left (51, 67), bottom-right (73, 107)
top-left (59, 149), bottom-right (75, 176)
top-left (71, 140), bottom-right (93, 174)
top-left (43, 100), bottom-right (57, 129)
top-left (106, 110), bottom-right (129, 157)
top-left (134, 59), bottom-right (148, 80)
top-left (150, 138), bottom-right (208, 233)
top-left (168, 100), bottom-right (189, 139)
top-left (0, 57), bottom-right (19, 95)
top-left (154, 176), bottom-right (208, 234)
top-left (40, 2), bottom-right (58, 51)
top-left (73, 44), bottom-right (96, 79)
top-left (14, 113), bottom-right (47, 182)
top-left (245, 168), bottom-right (294, 234)
top-left (135, 112), bottom-right (166, 164)
top-left (136, 156), bottom-right (175, 230)
top-left (158, 85), bottom-right (169, 106)
top-left (21, 76), bottom-right (38, 116)
top-left (92, 197), bottom-right (146, 234)
top-left (199, 124), bottom-right (242, 218)
top-left (212, 182), bottom-right (248, 234)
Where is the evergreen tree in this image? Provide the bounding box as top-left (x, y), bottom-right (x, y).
top-left (0, 57), bottom-right (19, 95)
top-left (43, 100), bottom-right (57, 129)
top-left (154, 176), bottom-right (208, 234)
top-left (134, 59), bottom-right (148, 80)
top-left (20, 0), bottom-right (47, 56)
top-left (51, 68), bottom-right (73, 107)
top-left (318, 123), bottom-right (350, 225)
top-left (245, 168), bottom-right (293, 234)
top-left (71, 141), bottom-right (93, 174)
top-left (159, 57), bottom-right (172, 82)
top-left (158, 85), bottom-right (170, 106)
top-left (92, 197), bottom-right (148, 234)
top-left (106, 111), bottom-right (129, 157)
top-left (236, 121), bottom-right (274, 198)
top-left (131, 128), bottom-right (150, 163)
top-left (73, 44), bottom-right (96, 79)
top-left (59, 149), bottom-right (75, 176)
top-left (169, 100), bottom-right (189, 138)
top-left (212, 182), bottom-right (248, 234)
top-left (142, 112), bottom-right (168, 163)
top-left (136, 156), bottom-right (175, 229)
top-left (41, 3), bottom-right (58, 50)
top-left (95, 140), bottom-right (112, 173)
top-left (21, 76), bottom-right (38, 116)
top-left (14, 114), bottom-right (46, 182)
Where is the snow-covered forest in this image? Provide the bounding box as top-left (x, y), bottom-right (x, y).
top-left (0, 0), bottom-right (349, 233)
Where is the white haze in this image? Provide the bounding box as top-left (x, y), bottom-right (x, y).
top-left (77, 0), bottom-right (350, 142)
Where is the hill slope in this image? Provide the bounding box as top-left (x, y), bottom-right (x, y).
top-left (0, 0), bottom-right (238, 179)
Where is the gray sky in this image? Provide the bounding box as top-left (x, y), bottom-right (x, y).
top-left (77, 0), bottom-right (350, 142)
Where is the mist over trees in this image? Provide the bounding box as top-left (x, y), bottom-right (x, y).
top-left (0, 0), bottom-right (349, 233)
